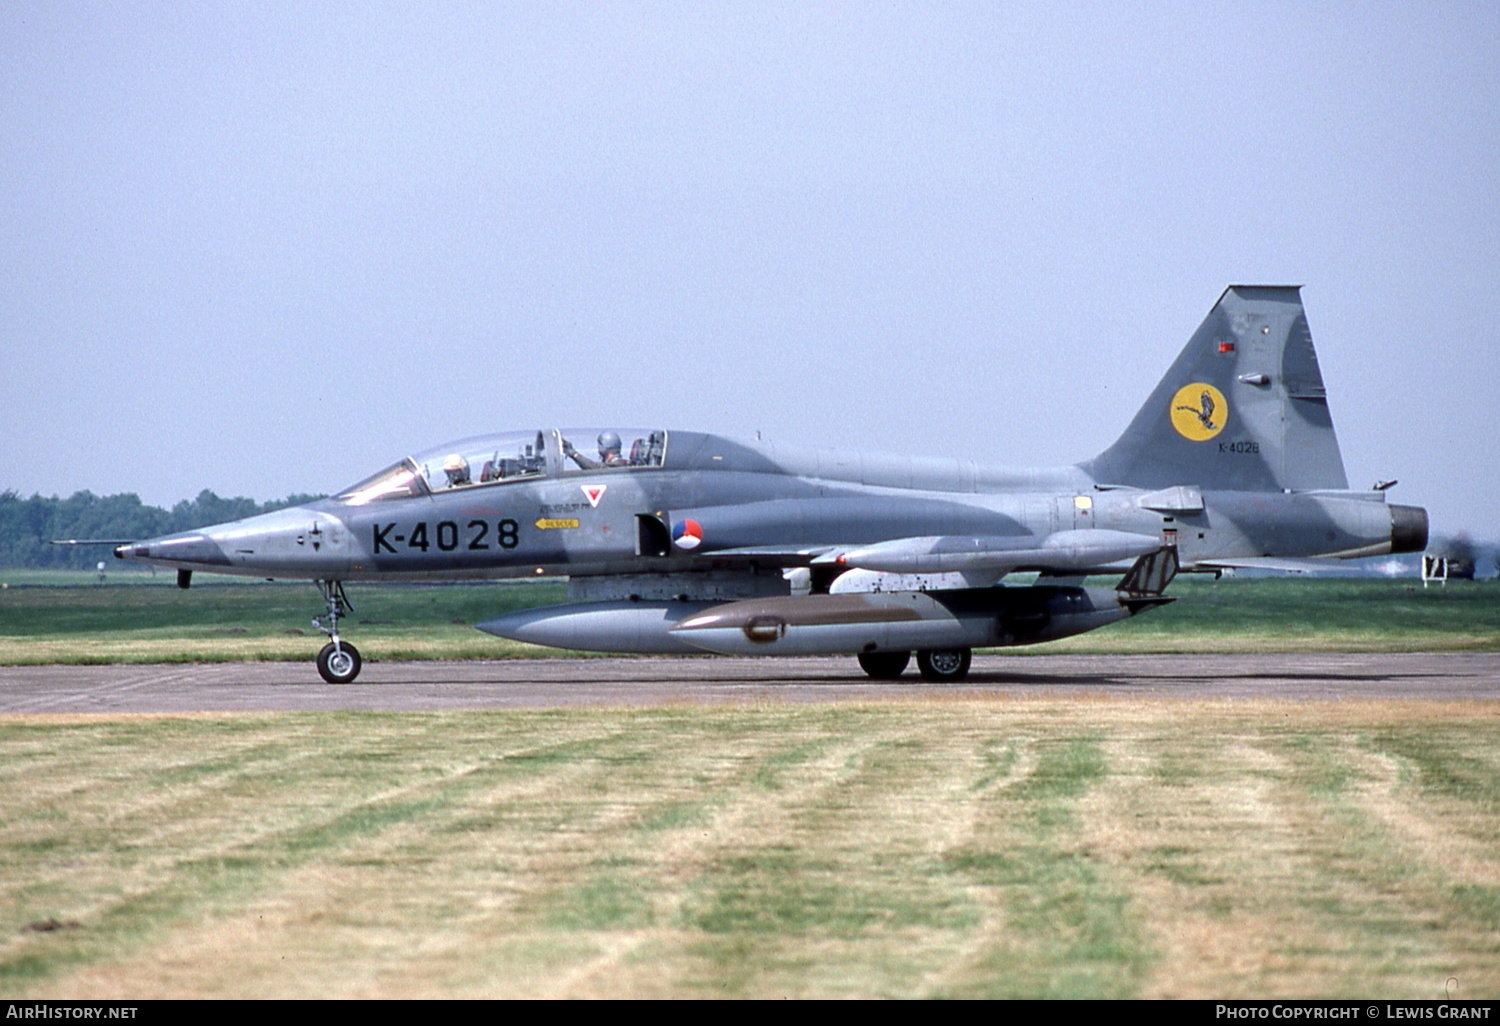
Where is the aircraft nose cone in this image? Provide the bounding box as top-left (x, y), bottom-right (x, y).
top-left (115, 532), bottom-right (231, 567)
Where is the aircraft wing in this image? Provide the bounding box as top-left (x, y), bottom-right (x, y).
top-left (818, 529), bottom-right (1161, 576)
top-left (696, 530), bottom-right (1161, 577)
top-left (1192, 556), bottom-right (1352, 574)
top-left (683, 544), bottom-right (841, 565)
top-left (675, 531), bottom-right (1168, 599)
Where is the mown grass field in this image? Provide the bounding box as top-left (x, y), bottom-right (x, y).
top-left (2, 701), bottom-right (1498, 998)
top-left (3, 573), bottom-right (1497, 998)
top-left (0, 572), bottom-right (1497, 665)
top-left (0, 575), bottom-right (570, 664)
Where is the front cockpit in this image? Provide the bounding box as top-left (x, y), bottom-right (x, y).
top-left (334, 429), bottom-right (670, 506)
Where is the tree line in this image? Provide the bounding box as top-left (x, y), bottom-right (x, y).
top-left (0, 490), bottom-right (325, 569)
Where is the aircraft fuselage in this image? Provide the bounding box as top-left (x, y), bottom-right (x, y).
top-left (108, 287), bottom-right (1432, 683)
top-left (114, 429), bottom-right (1419, 584)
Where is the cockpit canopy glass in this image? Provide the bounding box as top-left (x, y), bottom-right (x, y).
top-left (557, 428), bottom-right (667, 473)
top-left (335, 429), bottom-right (668, 504)
top-left (335, 460), bottom-right (428, 506)
top-left (336, 431), bottom-right (550, 504)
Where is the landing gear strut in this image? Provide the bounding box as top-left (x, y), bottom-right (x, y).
top-left (313, 580), bottom-right (361, 684)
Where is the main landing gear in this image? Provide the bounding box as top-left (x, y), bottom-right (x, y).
top-left (313, 580), bottom-right (362, 684)
top-left (857, 650), bottom-right (910, 680)
top-left (916, 648), bottom-right (972, 682)
top-left (856, 648), bottom-right (973, 682)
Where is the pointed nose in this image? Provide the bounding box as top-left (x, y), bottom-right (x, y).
top-left (114, 532), bottom-right (232, 567)
top-left (113, 506), bottom-right (351, 577)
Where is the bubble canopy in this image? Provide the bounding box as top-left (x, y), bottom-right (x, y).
top-left (335, 429), bottom-right (668, 505)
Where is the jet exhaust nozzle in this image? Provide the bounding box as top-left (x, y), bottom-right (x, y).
top-left (1389, 504), bottom-right (1428, 555)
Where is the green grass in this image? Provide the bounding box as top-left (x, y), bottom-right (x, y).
top-left (0, 572), bottom-right (1495, 665)
top-left (3, 701), bottom-right (1498, 998)
top-left (0, 576), bottom-right (568, 664)
top-left (1040, 576), bottom-right (1500, 653)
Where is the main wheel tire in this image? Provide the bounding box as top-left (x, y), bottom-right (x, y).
top-left (916, 647), bottom-right (972, 682)
top-left (857, 650), bottom-right (911, 680)
top-left (317, 641), bottom-right (362, 684)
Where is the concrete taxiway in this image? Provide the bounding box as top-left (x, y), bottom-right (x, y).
top-left (0, 652), bottom-right (1497, 714)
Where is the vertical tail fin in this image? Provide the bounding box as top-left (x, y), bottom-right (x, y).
top-left (1080, 286), bottom-right (1349, 492)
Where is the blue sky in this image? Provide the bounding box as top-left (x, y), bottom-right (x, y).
top-left (3, 2), bottom-right (1497, 539)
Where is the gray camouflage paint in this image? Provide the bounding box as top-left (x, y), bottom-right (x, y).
top-left (115, 287), bottom-right (1427, 664)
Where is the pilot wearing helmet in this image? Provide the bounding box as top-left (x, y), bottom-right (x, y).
top-left (442, 453), bottom-right (471, 487)
top-left (564, 431), bottom-right (629, 470)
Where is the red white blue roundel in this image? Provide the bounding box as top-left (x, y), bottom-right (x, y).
top-left (672, 518), bottom-right (703, 550)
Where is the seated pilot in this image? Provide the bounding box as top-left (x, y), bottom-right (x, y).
top-left (564, 431), bottom-right (629, 470)
top-left (442, 453), bottom-right (471, 487)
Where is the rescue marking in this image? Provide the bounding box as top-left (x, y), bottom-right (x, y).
top-left (1169, 382), bottom-right (1228, 441)
top-left (535, 518), bottom-right (580, 530)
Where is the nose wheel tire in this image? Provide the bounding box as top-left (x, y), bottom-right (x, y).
top-left (857, 651), bottom-right (911, 680)
top-left (317, 642), bottom-right (362, 684)
top-left (916, 648), bottom-right (972, 682)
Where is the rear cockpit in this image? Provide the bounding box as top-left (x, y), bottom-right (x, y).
top-left (335, 429), bottom-right (669, 505)
top-left (558, 428), bottom-right (666, 473)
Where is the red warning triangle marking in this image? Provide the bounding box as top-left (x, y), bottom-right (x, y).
top-left (582, 485), bottom-right (606, 508)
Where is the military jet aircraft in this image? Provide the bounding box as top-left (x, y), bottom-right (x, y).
top-left (114, 286), bottom-right (1427, 683)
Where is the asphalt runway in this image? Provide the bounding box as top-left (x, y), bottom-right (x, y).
top-left (0, 652), bottom-right (1497, 714)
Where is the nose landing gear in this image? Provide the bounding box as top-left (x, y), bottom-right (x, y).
top-left (313, 580), bottom-right (362, 684)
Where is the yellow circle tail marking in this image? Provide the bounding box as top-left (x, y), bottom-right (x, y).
top-left (1169, 383), bottom-right (1228, 441)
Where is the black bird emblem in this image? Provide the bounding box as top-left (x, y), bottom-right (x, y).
top-left (1175, 390), bottom-right (1218, 430)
